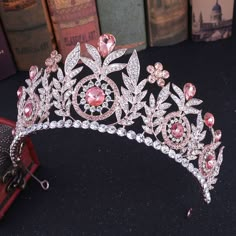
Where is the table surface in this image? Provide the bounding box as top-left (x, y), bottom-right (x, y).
top-left (0, 18), bottom-right (236, 236)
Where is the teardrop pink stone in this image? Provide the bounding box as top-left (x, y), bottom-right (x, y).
top-left (215, 130), bottom-right (222, 142)
top-left (17, 86), bottom-right (23, 99)
top-left (204, 112), bottom-right (215, 128)
top-left (24, 102), bottom-right (34, 118)
top-left (97, 34), bottom-right (116, 58)
top-left (205, 155), bottom-right (215, 170)
top-left (183, 83), bottom-right (196, 100)
top-left (29, 65), bottom-right (38, 80)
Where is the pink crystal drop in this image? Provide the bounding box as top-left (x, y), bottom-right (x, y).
top-left (157, 78), bottom-right (165, 87)
top-left (183, 83), bottom-right (196, 100)
top-left (29, 66), bottom-right (38, 80)
top-left (215, 130), bottom-right (222, 142)
top-left (171, 122), bottom-right (184, 138)
top-left (97, 33), bottom-right (116, 58)
top-left (204, 112), bottom-right (215, 128)
top-left (85, 87), bottom-right (105, 107)
top-left (17, 86), bottom-right (23, 99)
top-left (12, 128), bottom-right (15, 136)
top-left (24, 102), bottom-right (34, 118)
top-left (205, 155), bottom-right (215, 170)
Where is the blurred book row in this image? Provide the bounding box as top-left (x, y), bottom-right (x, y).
top-left (0, 0), bottom-right (234, 79)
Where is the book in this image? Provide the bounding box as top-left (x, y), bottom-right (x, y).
top-left (0, 22), bottom-right (16, 80)
top-left (192, 0), bottom-right (234, 42)
top-left (0, 0), bottom-right (55, 71)
top-left (147, 0), bottom-right (188, 47)
top-left (96, 0), bottom-right (147, 52)
top-left (46, 0), bottom-right (100, 60)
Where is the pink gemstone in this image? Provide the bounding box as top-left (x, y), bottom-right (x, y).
top-left (148, 74), bottom-right (156, 84)
top-left (45, 58), bottom-right (54, 67)
top-left (147, 65), bottom-right (155, 74)
top-left (85, 87), bottom-right (105, 107)
top-left (29, 66), bottom-right (38, 80)
top-left (17, 86), bottom-right (23, 99)
top-left (154, 62), bottom-right (163, 71)
top-left (162, 70), bottom-right (170, 79)
top-left (171, 122), bottom-right (184, 138)
top-left (183, 83), bottom-right (196, 100)
top-left (157, 78), bottom-right (165, 87)
top-left (205, 155), bottom-right (215, 170)
top-left (50, 50), bottom-right (58, 58)
top-left (24, 102), bottom-right (34, 118)
top-left (97, 34), bottom-right (116, 58)
top-left (12, 128), bottom-right (15, 136)
top-left (204, 112), bottom-right (215, 128)
top-left (215, 130), bottom-right (222, 142)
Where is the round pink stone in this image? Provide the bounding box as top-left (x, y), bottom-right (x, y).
top-left (183, 83), bottom-right (196, 100)
top-left (17, 86), bottom-right (23, 99)
top-left (24, 102), bottom-right (34, 118)
top-left (85, 87), bottom-right (105, 107)
top-left (204, 112), bottom-right (215, 128)
top-left (171, 122), bottom-right (184, 138)
top-left (97, 34), bottom-right (116, 58)
top-left (205, 155), bottom-right (215, 170)
top-left (215, 129), bottom-right (222, 142)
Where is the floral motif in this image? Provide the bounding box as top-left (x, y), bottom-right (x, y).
top-left (45, 50), bottom-right (62, 74)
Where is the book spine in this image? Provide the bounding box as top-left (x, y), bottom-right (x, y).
top-left (0, 0), bottom-right (55, 71)
top-left (147, 0), bottom-right (188, 47)
top-left (47, 0), bottom-right (100, 60)
top-left (0, 22), bottom-right (16, 80)
top-left (192, 0), bottom-right (234, 42)
top-left (96, 0), bottom-right (147, 52)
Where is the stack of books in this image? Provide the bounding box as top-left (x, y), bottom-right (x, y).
top-left (0, 0), bottom-right (234, 78)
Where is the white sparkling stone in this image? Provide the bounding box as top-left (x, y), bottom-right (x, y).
top-left (95, 81), bottom-right (101, 87)
top-left (57, 120), bottom-right (64, 128)
top-left (37, 123), bottom-right (43, 130)
top-left (88, 81), bottom-right (94, 87)
top-left (84, 104), bottom-right (90, 110)
top-left (153, 140), bottom-right (161, 150)
top-left (73, 120), bottom-right (81, 128)
top-left (80, 99), bottom-right (86, 105)
top-left (96, 106), bottom-right (102, 112)
top-left (175, 154), bottom-right (182, 163)
top-left (98, 124), bottom-right (107, 133)
top-left (90, 106), bottom-right (96, 112)
top-left (144, 137), bottom-right (153, 146)
top-left (80, 92), bottom-right (85, 98)
top-left (136, 133), bottom-right (144, 143)
top-left (90, 121), bottom-right (99, 130)
top-left (127, 130), bottom-right (136, 140)
top-left (168, 149), bottom-right (176, 158)
top-left (49, 121), bottom-right (57, 129)
top-left (117, 128), bottom-right (126, 137)
top-left (107, 126), bottom-right (116, 134)
top-left (187, 163), bottom-right (194, 172)
top-left (161, 145), bottom-right (169, 154)
top-left (43, 122), bottom-right (49, 129)
top-left (65, 119), bottom-right (72, 128)
top-left (102, 102), bottom-right (108, 108)
top-left (101, 83), bottom-right (107, 89)
top-left (81, 120), bottom-right (90, 129)
top-left (182, 159), bottom-right (189, 167)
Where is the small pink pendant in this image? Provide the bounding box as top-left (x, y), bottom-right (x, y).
top-left (183, 83), bottom-right (196, 100)
top-left (97, 34), bottom-right (116, 58)
top-left (29, 65), bottom-right (38, 80)
top-left (86, 87), bottom-right (105, 107)
top-left (215, 130), bottom-right (222, 142)
top-left (205, 155), bottom-right (215, 170)
top-left (204, 112), bottom-right (215, 128)
top-left (17, 86), bottom-right (23, 99)
top-left (171, 123), bottom-right (184, 138)
top-left (24, 102), bottom-right (34, 118)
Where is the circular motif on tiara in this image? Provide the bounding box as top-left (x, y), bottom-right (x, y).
top-left (21, 94), bottom-right (40, 127)
top-left (72, 75), bottom-right (120, 121)
top-left (199, 145), bottom-right (216, 177)
top-left (162, 111), bottom-right (191, 150)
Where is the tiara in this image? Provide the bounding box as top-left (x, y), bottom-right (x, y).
top-left (10, 34), bottom-right (224, 207)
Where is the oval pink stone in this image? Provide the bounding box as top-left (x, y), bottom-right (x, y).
top-left (204, 112), bottom-right (215, 128)
top-left (215, 129), bottom-right (222, 142)
top-left (97, 34), bottom-right (116, 58)
top-left (183, 83), bottom-right (196, 100)
top-left (85, 87), bottom-right (105, 107)
top-left (24, 102), bottom-right (34, 118)
top-left (29, 65), bottom-right (38, 80)
top-left (171, 122), bottom-right (184, 138)
top-left (17, 86), bottom-right (23, 99)
top-left (206, 155), bottom-right (215, 170)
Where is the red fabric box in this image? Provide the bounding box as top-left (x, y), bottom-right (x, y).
top-left (0, 117), bottom-right (39, 219)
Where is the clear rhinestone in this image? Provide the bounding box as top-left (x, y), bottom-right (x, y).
top-left (90, 106), bottom-right (96, 113)
top-left (153, 140), bottom-right (161, 150)
top-left (168, 149), bottom-right (176, 159)
top-left (88, 81), bottom-right (94, 87)
top-left (37, 123), bottom-right (43, 130)
top-left (95, 81), bottom-right (101, 87)
top-left (136, 133), bottom-right (144, 143)
top-left (57, 120), bottom-right (64, 128)
top-left (84, 104), bottom-right (90, 110)
top-left (161, 145), bottom-right (169, 154)
top-left (127, 130), bottom-right (136, 140)
top-left (182, 159), bottom-right (189, 167)
top-left (175, 154), bottom-right (182, 163)
top-left (80, 98), bottom-right (86, 105)
top-left (98, 124), bottom-right (107, 133)
top-left (43, 122), bottom-right (49, 129)
top-left (144, 137), bottom-right (153, 146)
top-left (73, 120), bottom-right (81, 128)
top-left (90, 121), bottom-right (99, 130)
top-left (187, 163), bottom-right (194, 172)
top-left (96, 106), bottom-right (102, 112)
top-left (83, 85), bottom-right (88, 91)
top-left (106, 95), bottom-right (112, 101)
top-left (105, 89), bottom-right (112, 95)
top-left (117, 128), bottom-right (126, 137)
top-left (49, 121), bottom-right (57, 129)
top-left (65, 119), bottom-right (72, 128)
top-left (81, 120), bottom-right (90, 129)
top-left (102, 102), bottom-right (108, 108)
top-left (80, 92), bottom-right (85, 98)
top-left (101, 83), bottom-right (107, 89)
top-left (107, 126), bottom-right (116, 134)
